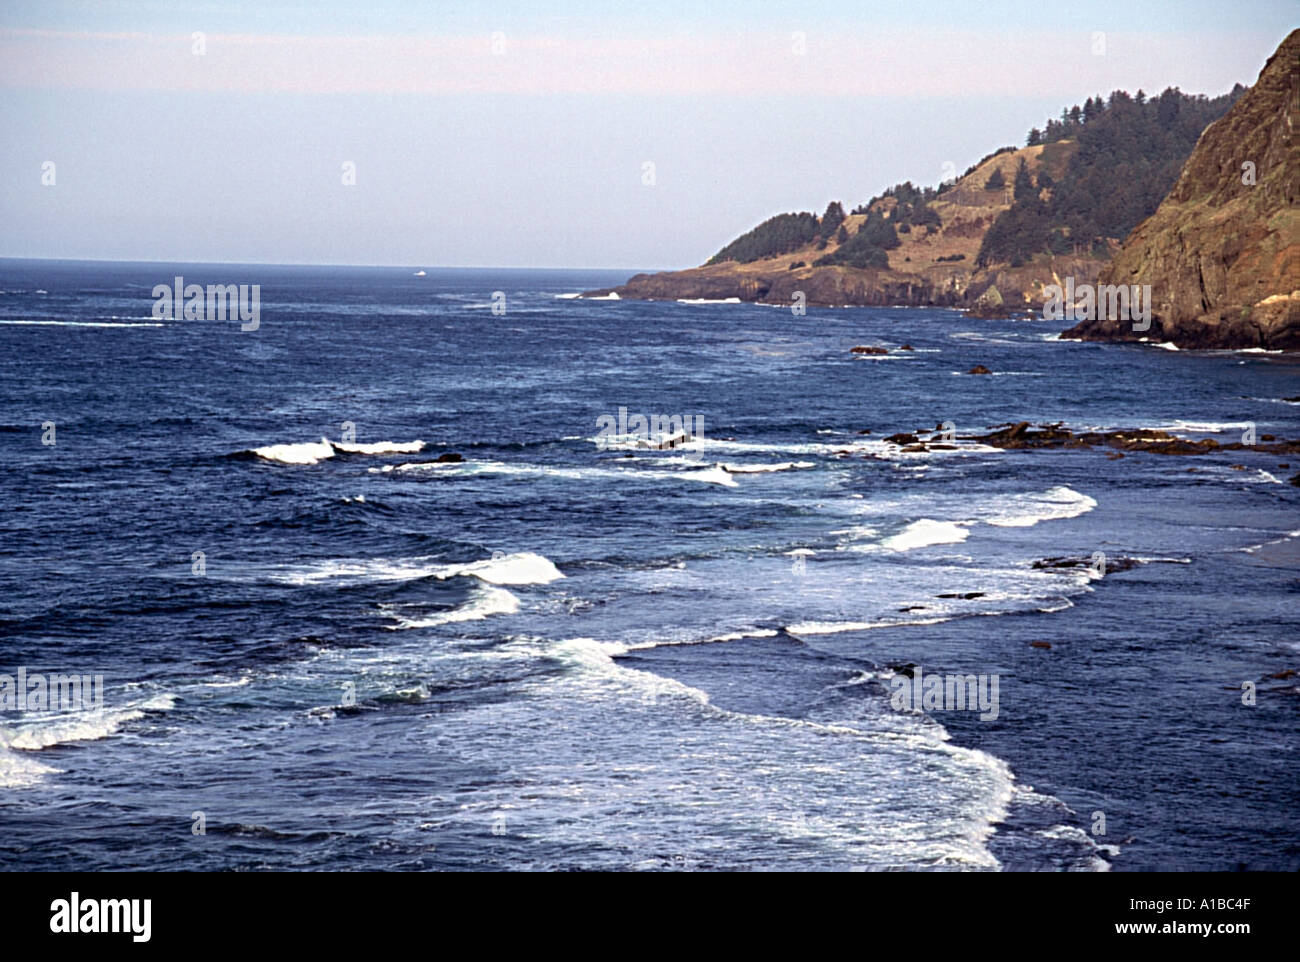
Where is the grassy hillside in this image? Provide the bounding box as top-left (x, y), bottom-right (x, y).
top-left (590, 85), bottom-right (1247, 311)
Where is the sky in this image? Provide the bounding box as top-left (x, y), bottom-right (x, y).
top-left (1, 1), bottom-right (1295, 269)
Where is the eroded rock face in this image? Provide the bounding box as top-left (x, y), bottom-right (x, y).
top-left (1063, 29), bottom-right (1300, 349)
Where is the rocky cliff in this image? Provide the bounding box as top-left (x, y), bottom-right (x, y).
top-left (1062, 29), bottom-right (1300, 349)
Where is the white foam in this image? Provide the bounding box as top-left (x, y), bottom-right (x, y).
top-left (830, 524), bottom-right (879, 542)
top-left (448, 552), bottom-right (565, 585)
top-left (447, 634), bottom-right (1059, 870)
top-left (787, 616), bottom-right (951, 635)
top-left (707, 629), bottom-right (780, 643)
top-left (666, 435), bottom-right (1001, 463)
top-left (677, 297), bottom-right (742, 304)
top-left (881, 519), bottom-right (970, 552)
top-left (385, 585), bottom-right (521, 629)
top-left (265, 550), bottom-right (564, 587)
top-left (0, 744), bottom-right (60, 788)
top-left (332, 439), bottom-right (425, 454)
top-left (1169, 420), bottom-right (1250, 433)
top-left (201, 676), bottom-right (252, 689)
top-left (721, 461), bottom-right (816, 474)
top-left (251, 439), bottom-right (336, 465)
top-left (4, 693), bottom-right (175, 751)
top-left (1240, 529), bottom-right (1300, 554)
top-left (595, 430), bottom-right (697, 451)
top-left (380, 458), bottom-right (740, 487)
top-left (978, 486), bottom-right (1097, 528)
top-left (680, 465), bottom-right (739, 487)
top-left (377, 461), bottom-right (456, 473)
top-left (616, 628), bottom-right (782, 651)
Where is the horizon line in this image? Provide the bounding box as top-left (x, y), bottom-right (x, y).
top-left (0, 255), bottom-right (662, 272)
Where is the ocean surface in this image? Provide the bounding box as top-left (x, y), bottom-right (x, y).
top-left (1, 260), bottom-right (1297, 871)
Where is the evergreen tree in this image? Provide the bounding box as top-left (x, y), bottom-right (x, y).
top-left (813, 222), bottom-right (891, 269)
top-left (819, 201), bottom-right (846, 238)
top-left (859, 210), bottom-right (900, 249)
top-left (911, 204), bottom-right (942, 229)
top-left (1156, 87), bottom-right (1181, 125)
top-left (707, 211), bottom-right (820, 264)
top-left (1013, 158), bottom-right (1035, 200)
top-left (976, 84), bottom-right (1242, 267)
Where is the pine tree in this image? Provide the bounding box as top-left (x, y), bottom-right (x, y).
top-left (1013, 158), bottom-right (1035, 200)
top-left (819, 201), bottom-right (846, 238)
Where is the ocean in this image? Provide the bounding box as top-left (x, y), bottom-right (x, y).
top-left (1, 259), bottom-right (1297, 871)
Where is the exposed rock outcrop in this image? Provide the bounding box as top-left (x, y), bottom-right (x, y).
top-left (1063, 30), bottom-right (1300, 349)
top-left (965, 421), bottom-right (1300, 455)
top-left (876, 420), bottom-right (1300, 457)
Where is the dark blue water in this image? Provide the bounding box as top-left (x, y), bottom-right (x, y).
top-left (1, 259), bottom-right (1297, 870)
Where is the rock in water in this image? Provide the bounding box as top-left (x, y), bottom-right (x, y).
top-left (967, 285), bottom-right (1011, 319)
top-left (967, 364), bottom-right (993, 374)
top-left (1062, 29), bottom-right (1300, 350)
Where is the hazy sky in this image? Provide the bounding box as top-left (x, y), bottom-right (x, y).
top-left (1, 1), bottom-right (1294, 268)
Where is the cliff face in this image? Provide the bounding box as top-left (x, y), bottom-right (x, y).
top-left (584, 142), bottom-right (1104, 312)
top-left (1063, 29), bottom-right (1300, 349)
